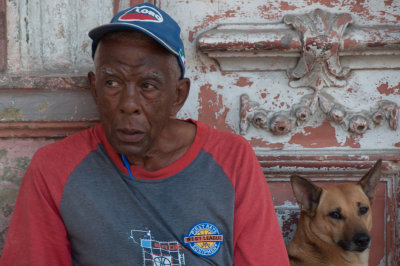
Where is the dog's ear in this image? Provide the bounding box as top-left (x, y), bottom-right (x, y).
top-left (290, 175), bottom-right (322, 214)
top-left (358, 159), bottom-right (382, 203)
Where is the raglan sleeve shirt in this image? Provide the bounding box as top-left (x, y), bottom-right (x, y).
top-left (0, 122), bottom-right (289, 265)
top-left (0, 128), bottom-right (98, 266)
top-left (203, 129), bottom-right (289, 265)
top-left (0, 153), bottom-right (72, 265)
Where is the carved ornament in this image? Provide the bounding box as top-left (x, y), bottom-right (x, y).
top-left (198, 9), bottom-right (400, 135)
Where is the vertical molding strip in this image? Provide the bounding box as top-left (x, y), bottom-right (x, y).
top-left (0, 0), bottom-right (6, 72)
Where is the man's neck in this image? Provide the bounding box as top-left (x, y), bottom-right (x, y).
top-left (126, 120), bottom-right (196, 171)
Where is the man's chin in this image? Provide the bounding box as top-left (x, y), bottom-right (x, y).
top-left (113, 142), bottom-right (149, 158)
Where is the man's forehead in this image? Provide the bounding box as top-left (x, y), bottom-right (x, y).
top-left (99, 30), bottom-right (167, 52)
top-left (94, 37), bottom-right (180, 79)
top-left (100, 67), bottom-right (115, 74)
top-left (99, 66), bottom-right (165, 78)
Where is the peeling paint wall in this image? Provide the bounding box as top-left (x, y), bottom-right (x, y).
top-left (166, 1), bottom-right (400, 150)
top-left (5, 0), bottom-right (113, 74)
top-left (0, 139), bottom-right (56, 252)
top-left (0, 0), bottom-right (399, 264)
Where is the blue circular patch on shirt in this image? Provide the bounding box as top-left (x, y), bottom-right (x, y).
top-left (183, 222), bottom-right (224, 257)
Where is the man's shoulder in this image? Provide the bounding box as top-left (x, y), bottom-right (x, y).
top-left (32, 125), bottom-right (102, 168)
top-left (21, 125), bottom-right (104, 191)
top-left (196, 121), bottom-right (260, 184)
top-left (195, 120), bottom-right (253, 155)
top-left (206, 123), bottom-right (250, 147)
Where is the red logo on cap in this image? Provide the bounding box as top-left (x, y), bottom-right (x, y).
top-left (119, 6), bottom-right (163, 23)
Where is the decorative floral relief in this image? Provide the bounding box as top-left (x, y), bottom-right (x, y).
top-left (239, 9), bottom-right (399, 136)
top-left (240, 92), bottom-right (398, 135)
top-left (284, 9), bottom-right (352, 91)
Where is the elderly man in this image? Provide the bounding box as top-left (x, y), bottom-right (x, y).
top-left (1, 3), bottom-right (289, 265)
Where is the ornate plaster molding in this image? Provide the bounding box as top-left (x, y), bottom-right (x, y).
top-left (198, 9), bottom-right (400, 135)
top-left (198, 14), bottom-right (400, 71)
top-left (284, 9), bottom-right (352, 91)
top-left (240, 92), bottom-right (398, 135)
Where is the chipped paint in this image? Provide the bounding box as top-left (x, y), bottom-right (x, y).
top-left (188, 10), bottom-right (237, 43)
top-left (38, 102), bottom-right (50, 113)
top-left (279, 2), bottom-right (296, 11)
top-left (249, 137), bottom-right (284, 149)
top-left (197, 83), bottom-right (233, 133)
top-left (343, 136), bottom-right (362, 148)
top-left (209, 65), bottom-right (217, 72)
top-left (0, 139), bottom-right (55, 253)
top-left (0, 107), bottom-right (24, 121)
top-left (377, 82), bottom-right (400, 96)
top-left (275, 200), bottom-right (299, 245)
top-left (0, 149), bottom-right (29, 252)
top-left (234, 77), bottom-right (253, 87)
top-left (289, 120), bottom-right (341, 148)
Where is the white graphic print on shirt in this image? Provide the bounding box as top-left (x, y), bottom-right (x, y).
top-left (129, 228), bottom-right (186, 266)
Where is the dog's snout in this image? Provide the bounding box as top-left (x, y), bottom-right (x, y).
top-left (353, 233), bottom-right (370, 249)
top-left (339, 232), bottom-right (371, 252)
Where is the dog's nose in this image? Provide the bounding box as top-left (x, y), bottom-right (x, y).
top-left (353, 233), bottom-right (370, 248)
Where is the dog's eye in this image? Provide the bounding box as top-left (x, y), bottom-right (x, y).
top-left (328, 211), bottom-right (342, 220)
top-left (359, 206), bottom-right (369, 215)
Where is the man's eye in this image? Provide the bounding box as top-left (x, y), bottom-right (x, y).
top-left (106, 80), bottom-right (120, 87)
top-left (142, 83), bottom-right (156, 91)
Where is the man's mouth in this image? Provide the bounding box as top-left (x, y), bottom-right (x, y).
top-left (116, 128), bottom-right (145, 143)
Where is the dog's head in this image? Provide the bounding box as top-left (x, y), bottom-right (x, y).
top-left (290, 159), bottom-right (382, 253)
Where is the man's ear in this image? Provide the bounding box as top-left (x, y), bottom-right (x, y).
top-left (88, 71), bottom-right (98, 105)
top-left (171, 77), bottom-right (190, 117)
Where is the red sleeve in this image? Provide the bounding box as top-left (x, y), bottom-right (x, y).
top-left (0, 151), bottom-right (72, 266)
top-left (0, 126), bottom-right (101, 265)
top-left (232, 145), bottom-right (289, 265)
top-left (204, 128), bottom-right (289, 266)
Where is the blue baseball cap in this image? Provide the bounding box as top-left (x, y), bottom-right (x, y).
top-left (89, 3), bottom-right (186, 77)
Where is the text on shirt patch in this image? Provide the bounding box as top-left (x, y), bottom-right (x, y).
top-left (183, 222), bottom-right (224, 257)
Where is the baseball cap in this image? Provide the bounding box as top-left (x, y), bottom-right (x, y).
top-left (89, 3), bottom-right (186, 77)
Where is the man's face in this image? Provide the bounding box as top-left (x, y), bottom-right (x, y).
top-left (89, 36), bottom-right (182, 158)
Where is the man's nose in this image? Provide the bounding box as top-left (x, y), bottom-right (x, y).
top-left (120, 84), bottom-right (141, 115)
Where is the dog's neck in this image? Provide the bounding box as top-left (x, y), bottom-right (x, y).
top-left (287, 214), bottom-right (370, 266)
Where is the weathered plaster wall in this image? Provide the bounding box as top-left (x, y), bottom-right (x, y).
top-left (0, 139), bottom-right (56, 251)
top-left (5, 0), bottom-right (113, 74)
top-left (160, 0), bottom-right (400, 150)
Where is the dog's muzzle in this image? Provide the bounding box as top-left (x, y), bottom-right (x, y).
top-left (338, 232), bottom-right (371, 252)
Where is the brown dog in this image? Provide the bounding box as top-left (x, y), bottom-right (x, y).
top-left (286, 159), bottom-right (382, 266)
